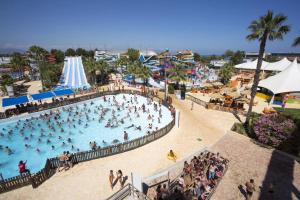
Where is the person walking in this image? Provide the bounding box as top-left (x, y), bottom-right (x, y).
top-left (109, 170), bottom-right (115, 189)
top-left (245, 179), bottom-right (255, 200)
top-left (191, 101), bottom-right (194, 111)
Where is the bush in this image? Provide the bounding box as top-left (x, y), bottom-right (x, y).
top-left (254, 114), bottom-right (296, 147)
top-left (168, 84), bottom-right (175, 94)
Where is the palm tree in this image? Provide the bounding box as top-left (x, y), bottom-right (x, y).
top-left (137, 65), bottom-right (152, 86)
top-left (292, 35), bottom-right (300, 46)
top-left (218, 62), bottom-right (235, 84)
top-left (125, 61), bottom-right (141, 84)
top-left (115, 56), bottom-right (129, 77)
top-left (94, 60), bottom-right (110, 85)
top-left (84, 58), bottom-right (97, 84)
top-left (245, 10), bottom-right (290, 126)
top-left (168, 62), bottom-right (186, 88)
top-left (11, 52), bottom-right (27, 78)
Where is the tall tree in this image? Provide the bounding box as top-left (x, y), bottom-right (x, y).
top-left (65, 48), bottom-right (76, 56)
top-left (127, 48), bottom-right (140, 62)
top-left (125, 61), bottom-right (141, 84)
top-left (75, 48), bottom-right (88, 57)
top-left (39, 62), bottom-right (63, 89)
top-left (136, 65), bottom-right (151, 86)
top-left (11, 52), bottom-right (27, 78)
top-left (50, 49), bottom-right (65, 63)
top-left (218, 62), bottom-right (235, 84)
top-left (292, 35), bottom-right (300, 46)
top-left (168, 62), bottom-right (186, 88)
top-left (194, 53), bottom-right (202, 62)
top-left (28, 45), bottom-right (48, 61)
top-left (245, 10), bottom-right (290, 126)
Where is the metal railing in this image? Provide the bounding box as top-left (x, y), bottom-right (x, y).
top-left (106, 184), bottom-right (151, 200)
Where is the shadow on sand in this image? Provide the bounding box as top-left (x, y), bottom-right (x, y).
top-left (258, 150), bottom-right (300, 200)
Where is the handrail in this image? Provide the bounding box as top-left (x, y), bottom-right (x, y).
top-left (106, 183), bottom-right (151, 200)
top-left (0, 90), bottom-right (175, 194)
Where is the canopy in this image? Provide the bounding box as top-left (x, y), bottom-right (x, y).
top-left (258, 59), bottom-right (300, 94)
top-left (31, 91), bottom-right (55, 101)
top-left (235, 59), bottom-right (269, 70)
top-left (2, 95), bottom-right (29, 107)
top-left (53, 89), bottom-right (74, 96)
top-left (59, 56), bottom-right (90, 89)
top-left (263, 57), bottom-right (291, 71)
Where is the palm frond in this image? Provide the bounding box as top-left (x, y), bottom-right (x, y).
top-left (292, 36), bottom-right (300, 47)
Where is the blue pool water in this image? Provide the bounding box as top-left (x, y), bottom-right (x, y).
top-left (0, 94), bottom-right (173, 178)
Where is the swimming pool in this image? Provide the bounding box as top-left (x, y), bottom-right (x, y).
top-left (0, 94), bottom-right (173, 178)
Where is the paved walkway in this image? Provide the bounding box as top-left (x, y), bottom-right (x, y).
top-left (211, 132), bottom-right (300, 200)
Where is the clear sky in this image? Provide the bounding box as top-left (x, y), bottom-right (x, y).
top-left (1, 0), bottom-right (300, 54)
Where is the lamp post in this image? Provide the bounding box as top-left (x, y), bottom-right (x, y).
top-left (164, 59), bottom-right (168, 101)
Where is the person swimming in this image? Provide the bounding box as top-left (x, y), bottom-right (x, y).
top-left (125, 124), bottom-right (134, 129)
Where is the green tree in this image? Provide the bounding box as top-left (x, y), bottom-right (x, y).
top-left (127, 48), bottom-right (140, 62)
top-left (115, 56), bottom-right (129, 77)
top-left (11, 52), bottom-right (27, 78)
top-left (231, 50), bottom-right (245, 65)
top-left (245, 10), bottom-right (290, 126)
top-left (1, 74), bottom-right (14, 86)
top-left (125, 61), bottom-right (141, 84)
top-left (84, 58), bottom-right (110, 85)
top-left (224, 50), bottom-right (234, 58)
top-left (136, 65), bottom-right (151, 86)
top-left (218, 62), bottom-right (235, 84)
top-left (65, 48), bottom-right (76, 56)
top-left (75, 48), bottom-right (88, 57)
top-left (50, 49), bottom-right (65, 63)
top-left (39, 62), bottom-right (63, 89)
top-left (168, 62), bottom-right (186, 87)
top-left (194, 53), bottom-right (201, 62)
top-left (292, 35), bottom-right (300, 46)
top-left (28, 45), bottom-right (48, 61)
top-left (95, 60), bottom-right (110, 85)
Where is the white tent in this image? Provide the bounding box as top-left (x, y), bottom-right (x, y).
top-left (235, 59), bottom-right (269, 70)
top-left (258, 59), bottom-right (300, 94)
top-left (263, 57), bottom-right (291, 71)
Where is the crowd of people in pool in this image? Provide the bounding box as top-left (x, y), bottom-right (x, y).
top-left (0, 94), bottom-right (168, 157)
top-left (155, 151), bottom-right (228, 200)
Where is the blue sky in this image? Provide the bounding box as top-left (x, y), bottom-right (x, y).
top-left (1, 0), bottom-right (300, 54)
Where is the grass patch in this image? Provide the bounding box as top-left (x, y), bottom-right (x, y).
top-left (273, 107), bottom-right (300, 120)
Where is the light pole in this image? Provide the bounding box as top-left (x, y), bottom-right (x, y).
top-left (164, 59), bottom-right (168, 101)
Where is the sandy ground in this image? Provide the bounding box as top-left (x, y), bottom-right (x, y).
top-left (211, 132), bottom-right (300, 200)
top-left (0, 93), bottom-right (239, 200)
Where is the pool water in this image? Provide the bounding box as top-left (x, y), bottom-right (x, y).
top-left (0, 94), bottom-right (173, 178)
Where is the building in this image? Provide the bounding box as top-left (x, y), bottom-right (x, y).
top-left (0, 57), bottom-right (11, 65)
top-left (176, 50), bottom-right (194, 62)
top-left (94, 50), bottom-right (119, 62)
top-left (209, 59), bottom-right (230, 68)
top-left (270, 52), bottom-right (300, 61)
top-left (245, 52), bottom-right (270, 60)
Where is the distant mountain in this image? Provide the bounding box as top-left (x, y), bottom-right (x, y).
top-left (0, 48), bottom-right (26, 55)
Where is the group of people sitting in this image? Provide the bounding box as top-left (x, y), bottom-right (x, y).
top-left (156, 151), bottom-right (228, 200)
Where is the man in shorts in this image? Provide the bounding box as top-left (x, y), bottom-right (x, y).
top-left (245, 179), bottom-right (255, 199)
